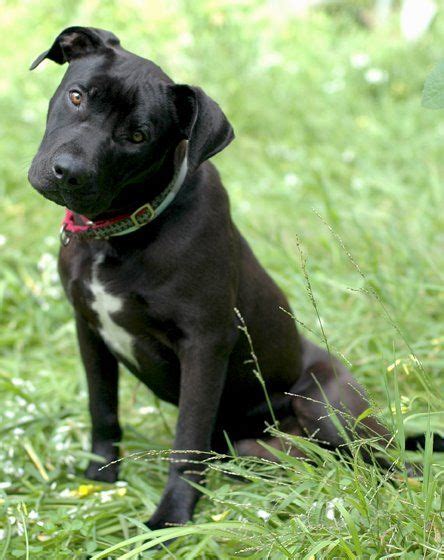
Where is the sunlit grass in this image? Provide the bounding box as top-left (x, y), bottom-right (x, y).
top-left (0, 1), bottom-right (443, 558)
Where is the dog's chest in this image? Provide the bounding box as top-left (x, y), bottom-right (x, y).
top-left (87, 254), bottom-right (138, 367)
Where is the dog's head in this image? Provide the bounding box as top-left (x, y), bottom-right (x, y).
top-left (28, 27), bottom-right (234, 218)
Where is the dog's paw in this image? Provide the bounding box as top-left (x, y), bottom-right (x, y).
top-left (146, 507), bottom-right (191, 532)
top-left (85, 459), bottom-right (119, 483)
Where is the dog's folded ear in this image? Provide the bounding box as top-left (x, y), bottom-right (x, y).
top-left (30, 27), bottom-right (120, 70)
top-left (170, 85), bottom-right (234, 172)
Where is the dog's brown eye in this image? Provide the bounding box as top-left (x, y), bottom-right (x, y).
top-left (69, 90), bottom-right (82, 106)
top-left (131, 131), bottom-right (145, 143)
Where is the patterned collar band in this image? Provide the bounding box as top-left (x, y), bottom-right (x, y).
top-left (59, 140), bottom-right (189, 246)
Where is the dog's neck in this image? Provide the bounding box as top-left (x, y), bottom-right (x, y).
top-left (66, 140), bottom-right (192, 242)
top-left (86, 147), bottom-right (179, 222)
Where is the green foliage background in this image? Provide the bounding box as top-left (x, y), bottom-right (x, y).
top-left (0, 1), bottom-right (443, 558)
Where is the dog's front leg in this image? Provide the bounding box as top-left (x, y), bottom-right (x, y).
top-left (75, 313), bottom-right (121, 483)
top-left (147, 337), bottom-right (230, 529)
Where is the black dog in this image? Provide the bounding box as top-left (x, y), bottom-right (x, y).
top-left (29, 27), bottom-right (418, 529)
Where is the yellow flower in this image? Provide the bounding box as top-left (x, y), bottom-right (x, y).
top-left (391, 82), bottom-right (407, 97)
top-left (355, 115), bottom-right (371, 129)
top-left (37, 534), bottom-right (51, 542)
top-left (72, 484), bottom-right (102, 498)
top-left (210, 12), bottom-right (225, 26)
top-left (387, 359), bottom-right (401, 372)
top-left (390, 395), bottom-right (410, 415)
top-left (116, 487), bottom-right (127, 497)
top-left (211, 510), bottom-right (229, 522)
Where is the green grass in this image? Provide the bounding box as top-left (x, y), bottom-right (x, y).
top-left (0, 1), bottom-right (443, 558)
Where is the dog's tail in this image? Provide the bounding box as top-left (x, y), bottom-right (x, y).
top-left (245, 386), bottom-right (444, 452)
top-left (405, 433), bottom-right (444, 452)
top-left (299, 337), bottom-right (444, 453)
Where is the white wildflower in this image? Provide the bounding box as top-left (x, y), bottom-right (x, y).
top-left (364, 68), bottom-right (388, 85)
top-left (350, 53), bottom-right (370, 69)
top-left (64, 455), bottom-right (75, 465)
top-left (323, 79), bottom-right (345, 94)
top-left (0, 234), bottom-right (7, 247)
top-left (139, 406), bottom-right (156, 415)
top-left (100, 491), bottom-right (113, 503)
top-left (239, 200), bottom-right (251, 213)
top-left (257, 509), bottom-right (271, 521)
top-left (25, 381), bottom-right (36, 393)
top-left (178, 32), bottom-right (193, 47)
top-left (13, 428), bottom-right (25, 437)
top-left (46, 286), bottom-right (62, 299)
top-left (26, 403), bottom-right (36, 414)
top-left (44, 236), bottom-right (57, 247)
top-left (28, 509), bottom-right (39, 520)
top-left (326, 497), bottom-right (344, 521)
top-left (260, 52), bottom-right (283, 69)
top-left (351, 177), bottom-right (364, 191)
top-left (21, 109), bottom-right (37, 123)
top-left (342, 149), bottom-right (355, 164)
top-left (37, 252), bottom-right (57, 272)
top-left (11, 378), bottom-right (25, 387)
top-left (57, 425), bottom-right (72, 434)
top-left (284, 173), bottom-right (301, 188)
top-left (0, 481), bottom-right (12, 490)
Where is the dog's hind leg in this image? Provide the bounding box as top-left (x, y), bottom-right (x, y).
top-left (234, 416), bottom-right (307, 461)
top-left (235, 337), bottom-right (391, 462)
top-left (290, 336), bottom-right (391, 450)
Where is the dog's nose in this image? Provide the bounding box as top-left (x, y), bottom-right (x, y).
top-left (52, 154), bottom-right (88, 187)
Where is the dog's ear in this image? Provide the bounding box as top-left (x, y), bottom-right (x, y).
top-left (170, 85), bottom-right (234, 172)
top-left (30, 26), bottom-right (120, 70)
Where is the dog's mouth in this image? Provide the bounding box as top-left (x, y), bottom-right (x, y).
top-left (30, 179), bottom-right (103, 217)
top-left (61, 192), bottom-right (104, 217)
top-left (28, 167), bottom-right (105, 217)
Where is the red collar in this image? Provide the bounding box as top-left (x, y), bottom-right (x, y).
top-left (59, 140), bottom-right (188, 245)
top-left (60, 202), bottom-right (155, 245)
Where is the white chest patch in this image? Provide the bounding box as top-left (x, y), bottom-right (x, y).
top-left (89, 254), bottom-right (138, 367)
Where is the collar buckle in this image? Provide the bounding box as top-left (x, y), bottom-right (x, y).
top-left (130, 203), bottom-right (155, 227)
top-left (59, 223), bottom-right (72, 246)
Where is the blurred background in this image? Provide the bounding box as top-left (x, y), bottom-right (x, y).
top-left (0, 1), bottom-right (443, 557)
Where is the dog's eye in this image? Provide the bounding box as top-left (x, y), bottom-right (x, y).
top-left (131, 131), bottom-right (145, 143)
top-left (69, 90), bottom-right (82, 107)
